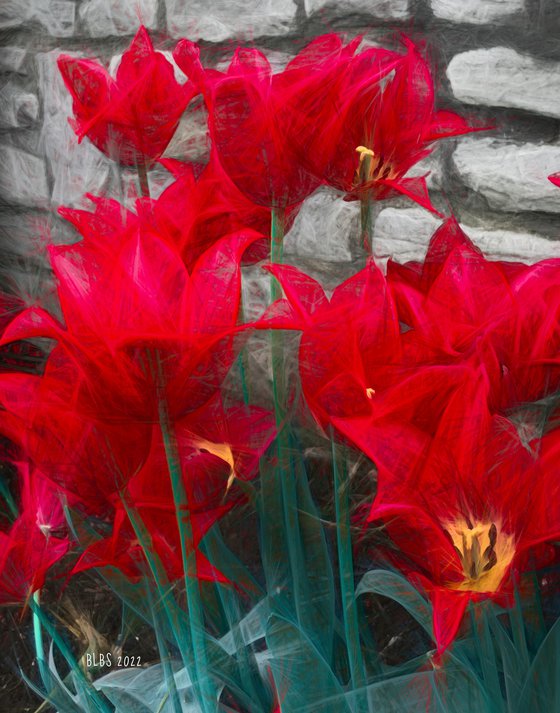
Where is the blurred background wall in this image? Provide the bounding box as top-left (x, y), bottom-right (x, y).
top-left (0, 0), bottom-right (559, 306)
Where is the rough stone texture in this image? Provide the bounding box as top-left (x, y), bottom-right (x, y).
top-left (0, 1), bottom-right (76, 37)
top-left (0, 145), bottom-right (49, 208)
top-left (1, 1), bottom-right (560, 337)
top-left (0, 47), bottom-right (27, 74)
top-left (0, 211), bottom-right (54, 258)
top-left (0, 83), bottom-right (39, 129)
top-left (405, 149), bottom-right (444, 191)
top-left (447, 48), bottom-right (560, 119)
top-left (431, 0), bottom-right (524, 24)
top-left (453, 138), bottom-right (560, 214)
top-left (165, 0), bottom-right (298, 42)
top-left (37, 51), bottom-right (111, 207)
top-left (373, 207), bottom-right (559, 263)
top-left (80, 0), bottom-right (157, 37)
top-left (283, 188), bottom-right (362, 262)
top-left (305, 0), bottom-right (409, 18)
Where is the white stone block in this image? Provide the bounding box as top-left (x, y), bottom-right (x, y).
top-left (305, 0), bottom-right (409, 18)
top-left (431, 0), bottom-right (524, 24)
top-left (283, 188), bottom-right (361, 262)
top-left (0, 83), bottom-right (39, 129)
top-left (0, 0), bottom-right (75, 36)
top-left (447, 47), bottom-right (560, 119)
top-left (165, 0), bottom-right (297, 42)
top-left (0, 47), bottom-right (27, 74)
top-left (453, 138), bottom-right (560, 213)
top-left (373, 207), bottom-right (560, 263)
top-left (80, 0), bottom-right (157, 37)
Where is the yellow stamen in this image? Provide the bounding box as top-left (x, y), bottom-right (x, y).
top-left (353, 144), bottom-right (397, 190)
top-left (365, 387), bottom-right (376, 399)
top-left (444, 517), bottom-right (515, 593)
top-left (193, 438), bottom-right (236, 493)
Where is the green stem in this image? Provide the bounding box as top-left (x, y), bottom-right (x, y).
top-left (237, 291), bottom-right (251, 406)
top-left (32, 590), bottom-right (48, 690)
top-left (137, 158), bottom-right (151, 199)
top-left (360, 194), bottom-right (373, 256)
top-left (509, 587), bottom-right (530, 672)
top-left (331, 439), bottom-right (367, 704)
top-left (120, 493), bottom-right (193, 673)
top-left (0, 465), bottom-right (18, 519)
top-left (28, 598), bottom-right (112, 713)
top-left (158, 395), bottom-right (216, 713)
top-left (470, 605), bottom-right (503, 710)
top-left (145, 585), bottom-right (184, 713)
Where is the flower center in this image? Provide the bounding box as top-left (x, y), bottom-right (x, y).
top-left (444, 517), bottom-right (515, 593)
top-left (354, 145), bottom-right (397, 188)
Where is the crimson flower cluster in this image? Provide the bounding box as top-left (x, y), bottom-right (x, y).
top-left (0, 25), bottom-right (555, 673)
top-left (268, 219), bottom-right (560, 653)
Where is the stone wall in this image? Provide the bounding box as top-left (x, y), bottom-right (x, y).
top-left (1, 0), bottom-right (559, 307)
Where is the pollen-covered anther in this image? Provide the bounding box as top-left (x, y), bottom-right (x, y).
top-left (354, 145), bottom-right (396, 187)
top-left (366, 387), bottom-right (376, 399)
top-left (445, 517), bottom-right (515, 593)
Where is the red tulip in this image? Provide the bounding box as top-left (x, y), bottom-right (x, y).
top-left (59, 153), bottom-right (277, 270)
top-left (0, 367), bottom-right (151, 517)
top-left (388, 219), bottom-right (560, 409)
top-left (58, 27), bottom-right (197, 166)
top-left (0, 465), bottom-right (69, 605)
top-left (286, 37), bottom-right (475, 212)
top-left (174, 38), bottom-right (328, 208)
top-left (262, 261), bottom-right (473, 479)
top-left (367, 389), bottom-right (560, 654)
top-left (0, 221), bottom-right (259, 423)
top-left (73, 396), bottom-right (275, 583)
top-left (148, 153), bottom-right (277, 267)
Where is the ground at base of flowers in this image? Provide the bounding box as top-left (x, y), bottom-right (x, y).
top-left (0, 574), bottom-right (158, 712)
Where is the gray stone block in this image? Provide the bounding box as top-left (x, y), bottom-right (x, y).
top-left (283, 188), bottom-right (362, 263)
top-left (447, 47), bottom-right (560, 119)
top-left (0, 83), bottom-right (39, 129)
top-left (373, 207), bottom-right (559, 263)
top-left (431, 0), bottom-right (524, 24)
top-left (305, 0), bottom-right (409, 19)
top-left (453, 138), bottom-right (560, 213)
top-left (0, 0), bottom-right (76, 37)
top-left (0, 47), bottom-right (27, 74)
top-left (0, 146), bottom-right (49, 208)
top-left (80, 0), bottom-right (157, 37)
top-left (165, 0), bottom-right (297, 42)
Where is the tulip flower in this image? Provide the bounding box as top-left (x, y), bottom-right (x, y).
top-left (174, 37), bottom-right (329, 208)
top-left (388, 219), bottom-right (560, 410)
top-left (148, 154), bottom-right (278, 268)
top-left (73, 396), bottom-right (275, 583)
top-left (261, 261), bottom-right (474, 479)
top-left (0, 367), bottom-right (151, 516)
top-left (0, 465), bottom-right (69, 605)
top-left (367, 390), bottom-right (560, 655)
top-left (58, 27), bottom-right (197, 167)
top-left (59, 153), bottom-right (281, 270)
top-left (284, 37), bottom-right (475, 212)
top-left (0, 221), bottom-right (260, 423)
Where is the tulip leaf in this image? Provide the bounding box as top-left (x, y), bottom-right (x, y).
top-left (265, 613), bottom-right (351, 713)
top-left (514, 616), bottom-right (560, 713)
top-left (355, 569), bottom-right (432, 636)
